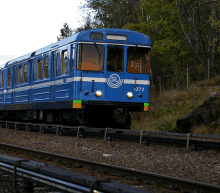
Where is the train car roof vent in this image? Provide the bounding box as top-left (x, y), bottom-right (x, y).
top-left (31, 51), bottom-right (36, 57)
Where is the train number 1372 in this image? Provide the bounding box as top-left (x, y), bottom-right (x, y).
top-left (134, 87), bottom-right (144, 91)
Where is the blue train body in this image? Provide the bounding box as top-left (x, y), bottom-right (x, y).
top-left (0, 29), bottom-right (151, 128)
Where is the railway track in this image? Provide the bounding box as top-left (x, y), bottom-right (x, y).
top-left (0, 120), bottom-right (220, 150)
top-left (0, 142), bottom-right (220, 193)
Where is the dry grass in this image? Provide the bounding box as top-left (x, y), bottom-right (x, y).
top-left (192, 125), bottom-right (220, 135)
top-left (131, 76), bottom-right (220, 134)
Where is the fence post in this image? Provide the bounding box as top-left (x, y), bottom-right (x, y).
top-left (208, 58), bottom-right (210, 82)
top-left (187, 63), bottom-right (188, 89)
top-left (56, 125), bottom-right (59, 135)
top-left (159, 76), bottom-right (161, 97)
top-left (140, 130), bottom-right (143, 145)
top-left (26, 123), bottom-right (28, 132)
top-left (187, 133), bottom-right (191, 150)
top-left (172, 75), bottom-right (174, 91)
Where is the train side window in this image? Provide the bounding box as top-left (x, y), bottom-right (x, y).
top-left (127, 47), bottom-right (150, 74)
top-left (43, 57), bottom-right (48, 78)
top-left (37, 59), bottom-right (42, 80)
top-left (0, 72), bottom-right (2, 88)
top-left (72, 48), bottom-right (74, 72)
top-left (52, 53), bottom-right (56, 77)
top-left (32, 61), bottom-right (35, 81)
top-left (18, 66), bottom-right (22, 84)
top-left (23, 64), bottom-right (27, 83)
top-left (2, 71), bottom-right (4, 87)
top-left (0, 71), bottom-right (3, 88)
top-left (61, 51), bottom-right (67, 74)
top-left (7, 69), bottom-right (11, 86)
top-left (56, 53), bottom-right (58, 76)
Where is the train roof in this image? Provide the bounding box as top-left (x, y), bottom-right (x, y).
top-left (6, 29), bottom-right (151, 68)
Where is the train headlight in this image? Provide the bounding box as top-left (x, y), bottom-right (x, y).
top-left (95, 90), bottom-right (103, 97)
top-left (126, 92), bottom-right (133, 99)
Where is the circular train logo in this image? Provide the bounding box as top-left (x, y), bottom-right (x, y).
top-left (107, 74), bottom-right (123, 88)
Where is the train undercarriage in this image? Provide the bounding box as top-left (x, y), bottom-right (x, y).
top-left (0, 106), bottom-right (131, 129)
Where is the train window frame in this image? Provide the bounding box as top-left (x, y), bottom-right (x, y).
top-left (0, 71), bottom-right (3, 88)
top-left (7, 69), bottom-right (11, 86)
top-left (0, 72), bottom-right (2, 88)
top-left (71, 46), bottom-right (75, 73)
top-left (23, 64), bottom-right (27, 83)
top-left (56, 53), bottom-right (58, 76)
top-left (61, 50), bottom-right (67, 75)
top-left (107, 46), bottom-right (124, 72)
top-left (18, 65), bottom-right (22, 84)
top-left (126, 47), bottom-right (150, 74)
top-left (32, 61), bottom-right (35, 81)
top-left (52, 52), bottom-right (56, 77)
top-left (43, 56), bottom-right (48, 79)
top-left (2, 71), bottom-right (4, 88)
top-left (37, 59), bottom-right (42, 80)
top-left (77, 44), bottom-right (104, 72)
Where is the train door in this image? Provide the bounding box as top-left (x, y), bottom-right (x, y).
top-left (53, 46), bottom-right (70, 101)
top-left (28, 59), bottom-right (34, 103)
top-left (6, 67), bottom-right (12, 105)
top-left (0, 70), bottom-right (4, 109)
top-left (70, 44), bottom-right (75, 100)
top-left (51, 51), bottom-right (57, 101)
top-left (123, 46), bottom-right (151, 103)
top-left (11, 67), bottom-right (14, 104)
top-left (105, 45), bottom-right (124, 101)
top-left (12, 66), bottom-right (16, 104)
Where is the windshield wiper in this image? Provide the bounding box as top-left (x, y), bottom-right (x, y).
top-left (109, 46), bottom-right (118, 60)
top-left (94, 43), bottom-right (101, 64)
top-left (132, 45), bottom-right (137, 58)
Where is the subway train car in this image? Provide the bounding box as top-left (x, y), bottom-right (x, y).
top-left (0, 29), bottom-right (151, 129)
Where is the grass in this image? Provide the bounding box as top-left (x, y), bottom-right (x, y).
top-left (131, 76), bottom-right (220, 135)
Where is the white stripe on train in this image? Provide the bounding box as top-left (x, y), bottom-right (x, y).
top-left (1, 77), bottom-right (150, 94)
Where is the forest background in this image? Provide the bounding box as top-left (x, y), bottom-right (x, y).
top-left (58, 0), bottom-right (220, 94)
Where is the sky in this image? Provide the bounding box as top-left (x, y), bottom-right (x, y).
top-left (0, 0), bottom-right (87, 67)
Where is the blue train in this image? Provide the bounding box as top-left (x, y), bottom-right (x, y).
top-left (0, 29), bottom-right (151, 128)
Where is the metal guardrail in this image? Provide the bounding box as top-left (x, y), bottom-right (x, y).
top-left (0, 154), bottom-right (149, 193)
top-left (0, 121), bottom-right (220, 150)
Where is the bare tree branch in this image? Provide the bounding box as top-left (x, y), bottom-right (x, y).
top-left (176, 0), bottom-right (203, 63)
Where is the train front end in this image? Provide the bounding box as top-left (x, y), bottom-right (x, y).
top-left (73, 29), bottom-right (151, 128)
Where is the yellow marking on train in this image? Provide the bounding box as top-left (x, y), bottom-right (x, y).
top-left (144, 106), bottom-right (149, 111)
top-left (73, 103), bottom-right (82, 108)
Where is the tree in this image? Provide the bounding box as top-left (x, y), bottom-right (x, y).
top-left (74, 13), bottom-right (94, 32)
top-left (124, 0), bottom-right (191, 89)
top-left (176, 0), bottom-right (220, 80)
top-left (82, 0), bottom-right (142, 28)
top-left (57, 22), bottom-right (73, 41)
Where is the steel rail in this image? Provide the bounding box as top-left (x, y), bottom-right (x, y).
top-left (0, 142), bottom-right (219, 193)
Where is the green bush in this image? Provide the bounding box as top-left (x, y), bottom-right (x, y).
top-left (151, 121), bottom-right (178, 132)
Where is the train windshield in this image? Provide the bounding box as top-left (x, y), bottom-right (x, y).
top-left (77, 44), bottom-right (104, 71)
top-left (127, 47), bottom-right (150, 74)
top-left (107, 46), bottom-right (124, 72)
